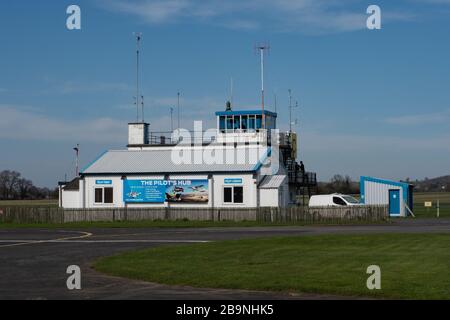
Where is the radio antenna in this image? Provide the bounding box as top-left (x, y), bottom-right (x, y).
top-left (177, 92), bottom-right (181, 129)
top-left (141, 95), bottom-right (145, 123)
top-left (255, 43), bottom-right (270, 129)
top-left (230, 77), bottom-right (234, 108)
top-left (73, 144), bottom-right (80, 177)
top-left (133, 32), bottom-right (142, 122)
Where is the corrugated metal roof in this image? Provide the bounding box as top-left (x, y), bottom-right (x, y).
top-left (62, 177), bottom-right (80, 191)
top-left (82, 147), bottom-right (270, 174)
top-left (259, 175), bottom-right (286, 189)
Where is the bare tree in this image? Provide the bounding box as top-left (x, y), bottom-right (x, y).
top-left (17, 178), bottom-right (33, 200)
top-left (0, 170), bottom-right (21, 199)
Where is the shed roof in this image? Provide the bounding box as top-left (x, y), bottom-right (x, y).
top-left (62, 177), bottom-right (80, 191)
top-left (259, 175), bottom-right (286, 189)
top-left (81, 147), bottom-right (270, 175)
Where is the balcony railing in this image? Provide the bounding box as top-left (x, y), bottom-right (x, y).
top-left (148, 131), bottom-right (216, 145)
top-left (288, 171), bottom-right (317, 186)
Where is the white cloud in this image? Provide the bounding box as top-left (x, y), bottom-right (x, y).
top-left (58, 81), bottom-right (131, 94)
top-left (385, 110), bottom-right (450, 126)
top-left (0, 105), bottom-right (126, 143)
top-left (98, 0), bottom-right (414, 34)
top-left (301, 130), bottom-right (450, 181)
top-left (303, 130), bottom-right (450, 152)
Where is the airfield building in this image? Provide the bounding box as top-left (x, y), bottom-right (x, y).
top-left (59, 108), bottom-right (317, 209)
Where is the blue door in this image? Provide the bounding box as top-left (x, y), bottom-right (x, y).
top-left (389, 189), bottom-right (400, 216)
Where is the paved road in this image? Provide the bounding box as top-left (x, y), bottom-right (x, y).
top-left (0, 219), bottom-right (449, 300)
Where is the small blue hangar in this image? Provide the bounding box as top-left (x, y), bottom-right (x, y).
top-left (360, 176), bottom-right (414, 217)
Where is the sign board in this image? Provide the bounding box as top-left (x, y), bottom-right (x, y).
top-left (96, 180), bottom-right (112, 185)
top-left (224, 178), bottom-right (243, 184)
top-left (424, 201), bottom-right (433, 208)
top-left (123, 180), bottom-right (209, 203)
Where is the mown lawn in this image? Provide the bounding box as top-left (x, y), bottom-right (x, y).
top-left (94, 234), bottom-right (450, 299)
top-left (0, 200), bottom-right (58, 207)
top-left (413, 192), bottom-right (450, 218)
top-left (0, 219), bottom-right (388, 229)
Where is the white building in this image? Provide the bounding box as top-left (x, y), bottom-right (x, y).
top-left (59, 109), bottom-right (315, 209)
top-left (360, 176), bottom-right (414, 217)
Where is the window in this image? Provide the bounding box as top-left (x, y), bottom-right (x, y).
top-left (233, 187), bottom-right (243, 203)
top-left (248, 116), bottom-right (256, 131)
top-left (223, 186), bottom-right (243, 204)
top-left (104, 188), bottom-right (114, 204)
top-left (333, 197), bottom-right (347, 206)
top-left (234, 115), bottom-right (240, 130)
top-left (342, 196), bottom-right (359, 204)
top-left (241, 115), bottom-right (248, 131)
top-left (224, 187), bottom-right (233, 203)
top-left (219, 116), bottom-right (226, 132)
top-left (95, 187), bottom-right (114, 204)
top-left (226, 116), bottom-right (233, 131)
top-left (95, 188), bottom-right (103, 203)
top-left (256, 115), bottom-right (262, 129)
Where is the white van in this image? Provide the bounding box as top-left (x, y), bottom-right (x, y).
top-left (309, 194), bottom-right (360, 207)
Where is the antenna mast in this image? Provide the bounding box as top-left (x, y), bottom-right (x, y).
top-left (170, 107), bottom-right (174, 132)
top-left (230, 77), bottom-right (234, 108)
top-left (288, 89), bottom-right (299, 132)
top-left (177, 92), bottom-right (181, 129)
top-left (256, 43), bottom-right (270, 129)
top-left (141, 95), bottom-right (145, 123)
top-left (274, 93), bottom-right (277, 113)
top-left (73, 144), bottom-right (80, 177)
top-left (133, 32), bottom-right (142, 122)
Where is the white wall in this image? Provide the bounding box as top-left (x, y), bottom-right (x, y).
top-left (212, 174), bottom-right (257, 208)
top-left (69, 173), bottom-right (258, 209)
top-left (259, 189), bottom-right (278, 207)
top-left (61, 190), bottom-right (80, 209)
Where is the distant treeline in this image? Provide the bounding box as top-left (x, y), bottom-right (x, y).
top-left (318, 174), bottom-right (360, 195)
top-left (318, 174), bottom-right (450, 195)
top-left (0, 170), bottom-right (57, 200)
top-left (409, 175), bottom-right (450, 193)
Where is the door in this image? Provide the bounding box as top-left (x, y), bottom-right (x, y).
top-left (389, 189), bottom-right (400, 216)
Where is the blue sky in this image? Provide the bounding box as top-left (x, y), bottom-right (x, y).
top-left (0, 0), bottom-right (449, 187)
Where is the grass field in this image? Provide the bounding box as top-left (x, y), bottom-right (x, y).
top-left (94, 233), bottom-right (450, 299)
top-left (413, 192), bottom-right (450, 218)
top-left (0, 200), bottom-right (58, 207)
top-left (0, 219), bottom-right (389, 229)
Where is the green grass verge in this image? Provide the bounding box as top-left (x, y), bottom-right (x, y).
top-left (0, 219), bottom-right (389, 229)
top-left (413, 192), bottom-right (450, 218)
top-left (94, 233), bottom-right (450, 299)
top-left (0, 200), bottom-right (58, 207)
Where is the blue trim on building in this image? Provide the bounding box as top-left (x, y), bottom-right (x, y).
top-left (80, 150), bottom-right (108, 174)
top-left (215, 110), bottom-right (278, 118)
top-left (360, 178), bottom-right (366, 204)
top-left (361, 176), bottom-right (410, 189)
top-left (253, 147), bottom-right (272, 172)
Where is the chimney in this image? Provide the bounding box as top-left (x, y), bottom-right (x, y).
top-left (128, 122), bottom-right (149, 145)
